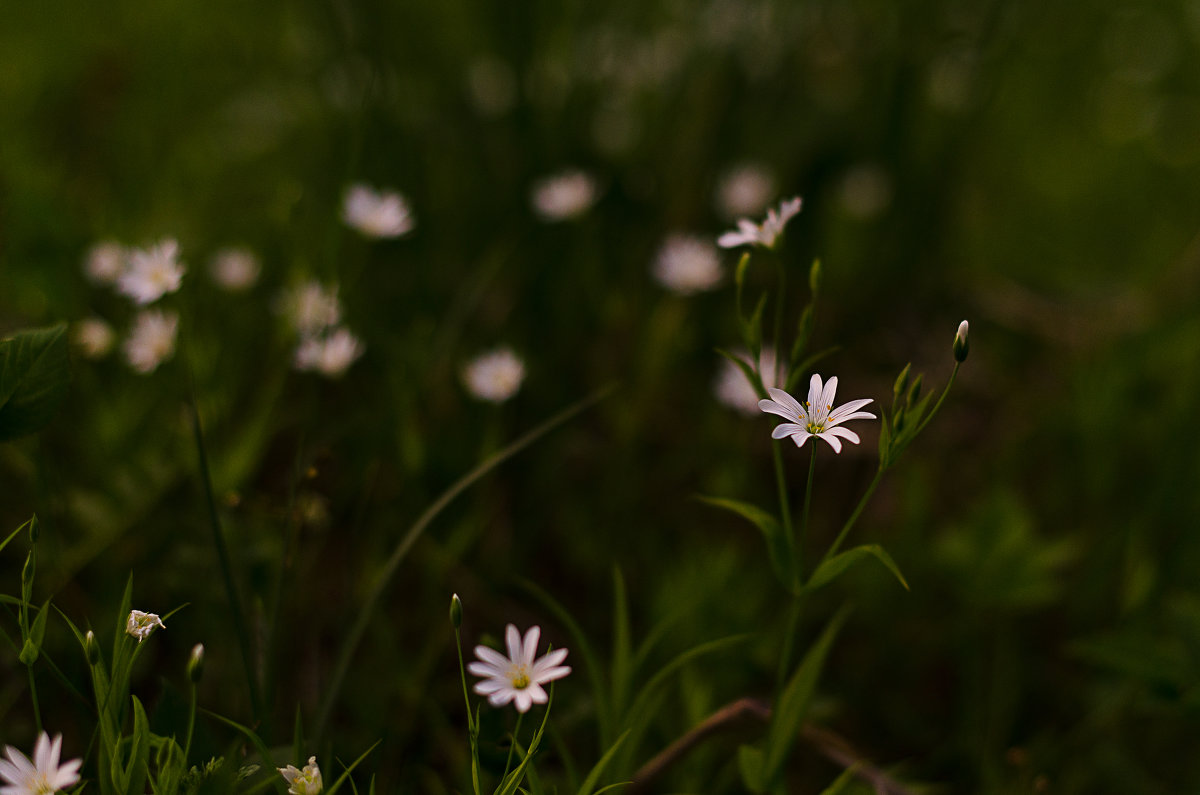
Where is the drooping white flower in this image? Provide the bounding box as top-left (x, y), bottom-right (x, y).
top-left (717, 197), bottom-right (803, 250)
top-left (462, 348), bottom-right (525, 403)
top-left (72, 317), bottom-right (116, 359)
top-left (0, 732), bottom-right (82, 795)
top-left (209, 248), bottom-right (261, 291)
top-left (758, 375), bottom-right (875, 453)
top-left (468, 624), bottom-right (571, 713)
top-left (123, 310), bottom-right (179, 374)
top-left (278, 756), bottom-right (322, 795)
top-left (342, 184), bottom-right (415, 239)
top-left (714, 347), bottom-right (786, 415)
top-left (117, 239), bottom-right (186, 305)
top-left (276, 282), bottom-right (341, 337)
top-left (652, 234), bottom-right (722, 294)
top-left (84, 241), bottom-right (126, 285)
top-left (125, 610), bottom-right (166, 643)
top-left (715, 163), bottom-right (775, 219)
top-left (294, 327), bottom-right (364, 378)
top-left (530, 170), bottom-right (598, 221)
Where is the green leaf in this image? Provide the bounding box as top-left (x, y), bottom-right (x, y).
top-left (715, 348), bottom-right (766, 401)
top-left (324, 740), bottom-right (381, 795)
top-left (805, 545), bottom-right (909, 594)
top-left (0, 324), bottom-right (71, 441)
top-left (494, 689), bottom-right (555, 795)
top-left (122, 696), bottom-right (152, 795)
top-left (611, 568), bottom-right (633, 721)
top-left (742, 292), bottom-right (768, 361)
top-left (817, 763), bottom-right (863, 795)
top-left (576, 730), bottom-right (628, 795)
top-left (734, 252), bottom-right (752, 323)
top-left (697, 496), bottom-right (795, 591)
top-left (738, 745), bottom-right (765, 794)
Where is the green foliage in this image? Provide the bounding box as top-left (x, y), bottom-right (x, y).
top-left (0, 324), bottom-right (70, 442)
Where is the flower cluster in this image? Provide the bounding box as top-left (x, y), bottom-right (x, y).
top-left (277, 281), bottom-right (364, 379)
top-left (342, 183), bottom-right (415, 239)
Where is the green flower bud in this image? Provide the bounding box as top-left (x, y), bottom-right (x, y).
top-left (893, 363), bottom-right (911, 399)
top-left (907, 374), bottom-right (923, 404)
top-left (19, 639), bottom-right (38, 666)
top-left (188, 643), bottom-right (205, 682)
top-left (85, 630), bottom-right (101, 666)
top-left (449, 594), bottom-right (463, 629)
top-left (953, 320), bottom-right (969, 362)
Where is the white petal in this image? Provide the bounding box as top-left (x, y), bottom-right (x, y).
top-left (826, 410), bottom-right (876, 427)
top-left (823, 426), bottom-right (861, 446)
top-left (791, 431), bottom-right (812, 448)
top-left (473, 678), bottom-right (507, 695)
top-left (830, 398), bottom-right (873, 418)
top-left (526, 683), bottom-right (549, 704)
top-left (765, 388), bottom-right (805, 418)
top-left (534, 665), bottom-right (571, 683)
top-left (818, 433), bottom-right (844, 453)
top-left (771, 423), bottom-right (806, 439)
top-left (760, 402), bottom-right (800, 423)
top-left (488, 689), bottom-right (515, 707)
top-left (468, 660), bottom-right (503, 677)
top-left (819, 376), bottom-right (839, 415)
top-left (806, 375), bottom-right (823, 412)
top-left (473, 646), bottom-right (510, 669)
top-left (533, 648), bottom-right (568, 672)
top-left (717, 231), bottom-right (752, 248)
top-left (513, 690), bottom-right (534, 712)
top-left (521, 626), bottom-right (541, 666)
top-left (505, 625), bottom-right (523, 662)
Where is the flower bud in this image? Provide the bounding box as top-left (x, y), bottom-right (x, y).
top-left (808, 259), bottom-right (822, 294)
top-left (953, 320), bottom-right (969, 362)
top-left (188, 643), bottom-right (205, 682)
top-left (19, 639), bottom-right (38, 666)
top-left (85, 630), bottom-right (101, 666)
top-left (907, 374), bottom-right (923, 404)
top-left (449, 594), bottom-right (463, 629)
top-left (893, 363), bottom-right (911, 399)
top-left (27, 515), bottom-right (39, 544)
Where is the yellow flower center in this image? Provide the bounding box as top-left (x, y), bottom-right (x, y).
top-left (510, 666), bottom-right (531, 690)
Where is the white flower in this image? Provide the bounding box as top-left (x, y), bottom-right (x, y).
top-left (84, 241), bottom-right (126, 285)
top-left (530, 170), bottom-right (598, 221)
top-left (72, 318), bottom-right (116, 359)
top-left (714, 347), bottom-right (786, 415)
top-left (342, 184), bottom-right (415, 239)
top-left (715, 163), bottom-right (775, 219)
top-left (209, 248), bottom-right (261, 291)
top-left (125, 609), bottom-right (165, 643)
top-left (278, 756), bottom-right (322, 795)
top-left (758, 375), bottom-right (876, 453)
top-left (652, 234), bottom-right (722, 294)
top-left (123, 310), bottom-right (179, 374)
top-left (276, 282), bottom-right (341, 337)
top-left (462, 348), bottom-right (525, 403)
top-left (717, 197), bottom-right (803, 250)
top-left (468, 624), bottom-right (571, 713)
top-left (0, 732), bottom-right (82, 795)
top-left (294, 327), bottom-right (364, 378)
top-left (117, 239), bottom-right (185, 305)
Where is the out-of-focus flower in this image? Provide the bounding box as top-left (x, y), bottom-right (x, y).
top-left (758, 375), bottom-right (875, 454)
top-left (276, 282), bottom-right (341, 337)
top-left (0, 732), bottom-right (81, 795)
top-left (652, 234), bottom-right (722, 294)
top-left (342, 184), bottom-right (415, 239)
top-left (468, 624), bottom-right (571, 713)
top-left (462, 348), bottom-right (525, 402)
top-left (530, 171), bottom-right (598, 221)
top-left (125, 609), bottom-right (166, 643)
top-left (718, 197), bottom-right (803, 250)
top-left (294, 327), bottom-right (363, 378)
top-left (715, 163), bottom-right (775, 219)
top-left (72, 318), bottom-right (116, 359)
top-left (117, 239), bottom-right (185, 305)
top-left (209, 248), bottom-right (261, 291)
top-left (714, 347), bottom-right (786, 414)
top-left (84, 241), bottom-right (126, 285)
top-left (278, 756), bottom-right (322, 795)
top-left (123, 310), bottom-right (179, 374)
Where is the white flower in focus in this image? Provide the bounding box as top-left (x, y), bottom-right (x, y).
top-left (715, 163), bottom-right (775, 219)
top-left (125, 609), bottom-right (165, 643)
top-left (468, 624), bottom-right (571, 713)
top-left (209, 248), bottom-right (261, 291)
top-left (84, 241), bottom-right (126, 285)
top-left (0, 732), bottom-right (82, 795)
top-left (278, 756), bottom-right (323, 795)
top-left (72, 318), bottom-right (116, 359)
top-left (123, 310), bottom-right (179, 374)
top-left (714, 347), bottom-right (786, 415)
top-left (117, 239), bottom-right (185, 305)
top-left (758, 376), bottom-right (875, 453)
top-left (342, 183), bottom-right (415, 239)
top-left (717, 197), bottom-right (803, 250)
top-left (531, 170), bottom-right (598, 221)
top-left (294, 327), bottom-right (364, 378)
top-left (462, 348), bottom-right (525, 403)
top-left (652, 234), bottom-right (722, 294)
top-left (276, 282), bottom-right (341, 337)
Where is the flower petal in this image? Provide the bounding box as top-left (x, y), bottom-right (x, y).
top-left (532, 648), bottom-right (568, 672)
top-left (759, 400), bottom-right (800, 423)
top-left (526, 683), bottom-right (549, 704)
top-left (473, 678), bottom-right (508, 695)
top-left (473, 646), bottom-right (510, 670)
top-left (505, 624), bottom-right (523, 662)
top-left (771, 423), bottom-right (806, 439)
top-left (826, 410), bottom-right (876, 427)
top-left (823, 426), bottom-right (861, 446)
top-left (488, 689), bottom-right (515, 707)
top-left (791, 431), bottom-right (812, 448)
top-left (818, 433), bottom-right (844, 453)
top-left (534, 664), bottom-right (571, 683)
top-left (819, 376), bottom-right (839, 415)
top-left (765, 387), bottom-right (806, 419)
top-left (806, 375), bottom-right (823, 413)
top-left (521, 626), bottom-right (541, 666)
top-left (468, 660), bottom-right (503, 678)
top-left (513, 690), bottom-right (534, 713)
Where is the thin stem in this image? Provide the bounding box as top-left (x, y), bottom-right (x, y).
top-left (913, 363), bottom-right (960, 437)
top-left (501, 712), bottom-right (525, 784)
top-left (454, 628), bottom-right (475, 734)
top-left (771, 445), bottom-right (794, 551)
top-left (183, 683), bottom-right (197, 765)
top-left (771, 254), bottom-right (787, 387)
top-left (775, 595), bottom-right (805, 690)
top-left (823, 467), bottom-right (886, 564)
top-left (27, 667), bottom-right (41, 734)
top-left (797, 443), bottom-right (817, 580)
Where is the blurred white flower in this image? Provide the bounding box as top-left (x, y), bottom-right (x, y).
top-left (342, 183), bottom-right (415, 239)
top-left (715, 163), bottom-right (775, 219)
top-left (718, 197), bottom-right (803, 250)
top-left (276, 282), bottom-right (341, 337)
top-left (652, 234), bottom-right (722, 294)
top-left (0, 732), bottom-right (81, 795)
top-left (72, 317), bottom-right (116, 359)
top-left (758, 375), bottom-right (875, 454)
top-left (125, 609), bottom-right (165, 643)
top-left (117, 239), bottom-right (185, 305)
top-left (84, 241), bottom-right (126, 285)
top-left (714, 347), bottom-right (786, 415)
top-left (209, 247), bottom-right (261, 291)
top-left (278, 756), bottom-right (322, 795)
top-left (462, 348), bottom-right (525, 403)
top-left (468, 624), bottom-right (571, 713)
top-left (531, 170), bottom-right (598, 221)
top-left (123, 311), bottom-right (179, 374)
top-left (294, 327), bottom-right (364, 378)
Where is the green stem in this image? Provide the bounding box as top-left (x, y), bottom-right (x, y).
top-left (27, 666), bottom-right (42, 734)
top-left (823, 467), bottom-right (886, 564)
top-left (455, 628), bottom-right (475, 734)
top-left (913, 363), bottom-right (960, 437)
top-left (501, 712), bottom-right (525, 785)
top-left (771, 254), bottom-right (787, 387)
top-left (775, 594), bottom-right (805, 690)
top-left (771, 445), bottom-right (794, 554)
top-left (183, 683), bottom-right (197, 765)
top-left (797, 443), bottom-right (817, 581)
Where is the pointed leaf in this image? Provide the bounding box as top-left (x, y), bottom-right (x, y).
top-left (0, 324), bottom-right (70, 441)
top-left (697, 496), bottom-right (794, 591)
top-left (805, 545), bottom-right (909, 594)
top-left (818, 763), bottom-right (863, 795)
top-left (743, 292), bottom-right (768, 361)
top-left (576, 730), bottom-right (629, 795)
top-left (324, 740), bottom-right (380, 795)
top-left (715, 348), bottom-right (766, 401)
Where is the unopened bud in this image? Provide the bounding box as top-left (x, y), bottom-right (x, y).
top-left (953, 320), bottom-right (969, 362)
top-left (808, 259), bottom-right (822, 294)
top-left (907, 374), bottom-right (923, 404)
top-left (449, 594), bottom-right (463, 629)
top-left (27, 515), bottom-right (39, 544)
top-left (85, 630), bottom-right (100, 666)
top-left (893, 364), bottom-right (911, 399)
top-left (19, 639), bottom-right (38, 666)
top-left (188, 643), bottom-right (205, 682)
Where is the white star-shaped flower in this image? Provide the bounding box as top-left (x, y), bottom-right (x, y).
top-left (717, 196), bottom-right (803, 250)
top-left (125, 609), bottom-right (166, 643)
top-left (342, 184), bottom-right (415, 239)
top-left (758, 375), bottom-right (875, 453)
top-left (0, 732), bottom-right (82, 795)
top-left (117, 239), bottom-right (186, 304)
top-left (468, 624), bottom-right (571, 713)
top-left (278, 756), bottom-right (322, 795)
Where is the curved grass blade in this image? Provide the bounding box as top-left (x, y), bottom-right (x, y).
top-left (804, 545), bottom-right (909, 594)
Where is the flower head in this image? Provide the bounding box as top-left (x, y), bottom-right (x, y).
top-left (953, 319), bottom-right (969, 362)
top-left (468, 624), bottom-right (571, 712)
top-left (276, 282), bottom-right (341, 337)
top-left (294, 327), bottom-right (364, 378)
top-left (342, 184), bottom-right (415, 239)
top-left (117, 239), bottom-right (185, 304)
top-left (714, 347), bottom-right (786, 415)
top-left (209, 248), bottom-right (261, 291)
top-left (462, 348), bottom-right (525, 403)
top-left (0, 732), bottom-right (81, 795)
top-left (652, 234), bottom-right (722, 294)
top-left (123, 310), bottom-right (179, 374)
top-left (72, 318), bottom-right (116, 359)
top-left (758, 375), bottom-right (875, 453)
top-left (530, 170), bottom-right (598, 221)
top-left (278, 756), bottom-right (322, 795)
top-left (84, 241), bottom-right (126, 285)
top-left (125, 609), bottom-right (165, 643)
top-left (717, 197), bottom-right (803, 250)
